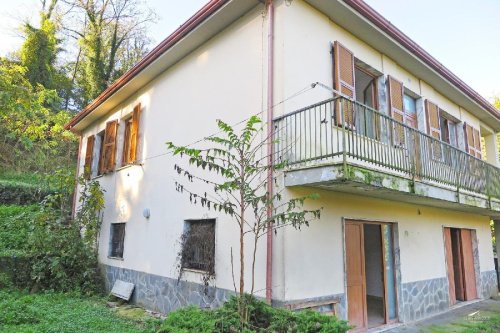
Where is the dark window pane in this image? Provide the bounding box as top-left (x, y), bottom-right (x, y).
top-left (182, 219), bottom-right (215, 272)
top-left (110, 223), bottom-right (126, 258)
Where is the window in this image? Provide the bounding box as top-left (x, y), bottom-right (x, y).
top-left (181, 219), bottom-right (215, 272)
top-left (121, 104), bottom-right (141, 166)
top-left (96, 130), bottom-right (105, 176)
top-left (109, 223), bottom-right (126, 259)
top-left (403, 93), bottom-right (417, 129)
top-left (439, 111), bottom-right (458, 148)
top-left (83, 135), bottom-right (95, 180)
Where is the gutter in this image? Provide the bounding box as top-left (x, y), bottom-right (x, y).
top-left (265, 0), bottom-right (274, 304)
top-left (64, 0), bottom-right (230, 131)
top-left (343, 0), bottom-right (500, 121)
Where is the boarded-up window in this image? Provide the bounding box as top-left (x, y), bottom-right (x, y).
top-left (100, 120), bottom-right (119, 174)
top-left (464, 123), bottom-right (482, 159)
top-left (425, 100), bottom-right (442, 159)
top-left (181, 219), bottom-right (216, 273)
top-left (109, 223), bottom-right (126, 258)
top-left (388, 76), bottom-right (405, 146)
top-left (333, 41), bottom-right (355, 126)
top-left (122, 104), bottom-right (141, 165)
top-left (84, 135), bottom-right (95, 179)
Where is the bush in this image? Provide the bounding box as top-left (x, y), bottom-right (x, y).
top-left (159, 295), bottom-right (351, 333)
top-left (0, 170), bottom-right (105, 294)
top-left (0, 180), bottom-right (53, 205)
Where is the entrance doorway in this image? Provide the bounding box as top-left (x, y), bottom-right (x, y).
top-left (345, 221), bottom-right (398, 331)
top-left (444, 227), bottom-right (477, 306)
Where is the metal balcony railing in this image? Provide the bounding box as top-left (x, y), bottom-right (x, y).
top-left (273, 96), bottom-right (500, 200)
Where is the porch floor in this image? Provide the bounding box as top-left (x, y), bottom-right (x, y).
top-left (377, 298), bottom-right (500, 332)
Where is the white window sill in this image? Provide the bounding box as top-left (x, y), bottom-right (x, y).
top-left (108, 256), bottom-right (124, 261)
top-left (181, 267), bottom-right (212, 275)
top-left (116, 162), bottom-right (143, 172)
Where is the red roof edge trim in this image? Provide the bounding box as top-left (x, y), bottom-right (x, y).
top-left (65, 0), bottom-right (229, 131)
top-left (343, 0), bottom-right (500, 120)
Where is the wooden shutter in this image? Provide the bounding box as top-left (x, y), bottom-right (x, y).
top-left (443, 228), bottom-right (456, 305)
top-left (473, 128), bottom-right (481, 159)
top-left (129, 103), bottom-right (141, 162)
top-left (101, 120), bottom-right (119, 173)
top-left (464, 123), bottom-right (482, 158)
top-left (460, 229), bottom-right (477, 300)
top-left (333, 41), bottom-right (356, 126)
top-left (388, 76), bottom-right (405, 145)
top-left (425, 100), bottom-right (442, 159)
top-left (345, 222), bottom-right (367, 330)
top-left (84, 135), bottom-right (95, 179)
top-left (122, 119), bottom-right (132, 165)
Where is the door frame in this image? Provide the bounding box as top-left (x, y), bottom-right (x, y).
top-left (442, 226), bottom-right (480, 306)
top-left (342, 218), bottom-right (400, 330)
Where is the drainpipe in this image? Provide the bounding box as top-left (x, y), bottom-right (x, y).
top-left (265, 0), bottom-right (275, 304)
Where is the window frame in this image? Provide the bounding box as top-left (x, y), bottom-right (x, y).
top-left (109, 223), bottom-right (126, 259)
top-left (181, 219), bottom-right (216, 273)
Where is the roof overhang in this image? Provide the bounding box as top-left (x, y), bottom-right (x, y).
top-left (305, 0), bottom-right (500, 131)
top-left (65, 0), bottom-right (261, 133)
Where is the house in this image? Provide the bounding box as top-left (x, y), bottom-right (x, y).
top-left (65, 0), bottom-right (500, 331)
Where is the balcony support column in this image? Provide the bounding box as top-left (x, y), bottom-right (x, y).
top-left (484, 133), bottom-right (500, 167)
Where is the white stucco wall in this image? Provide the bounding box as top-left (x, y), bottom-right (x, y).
top-left (277, 187), bottom-right (494, 302)
top-left (73, 0), bottom-right (498, 306)
top-left (76, 4), bottom-right (272, 297)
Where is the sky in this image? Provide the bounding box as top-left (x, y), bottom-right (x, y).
top-left (0, 0), bottom-right (499, 101)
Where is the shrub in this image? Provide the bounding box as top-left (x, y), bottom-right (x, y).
top-left (0, 180), bottom-right (53, 205)
top-left (159, 295), bottom-right (351, 333)
top-left (0, 170), bottom-right (105, 294)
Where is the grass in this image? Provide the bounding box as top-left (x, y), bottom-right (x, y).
top-left (0, 289), bottom-right (159, 333)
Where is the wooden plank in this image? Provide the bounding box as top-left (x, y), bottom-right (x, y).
top-left (452, 228), bottom-right (466, 301)
top-left (460, 229), bottom-right (478, 300)
top-left (345, 222), bottom-right (367, 331)
top-left (443, 227), bottom-right (456, 305)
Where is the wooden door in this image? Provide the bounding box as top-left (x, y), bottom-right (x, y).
top-left (460, 229), bottom-right (477, 300)
top-left (345, 222), bottom-right (367, 331)
top-left (443, 228), bottom-right (456, 305)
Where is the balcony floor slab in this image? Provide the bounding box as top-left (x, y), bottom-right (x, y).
top-left (284, 164), bottom-right (500, 218)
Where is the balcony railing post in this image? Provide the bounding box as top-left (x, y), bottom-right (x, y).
top-left (341, 98), bottom-right (347, 175)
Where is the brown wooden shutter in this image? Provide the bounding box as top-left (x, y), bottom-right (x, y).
top-left (425, 100), bottom-right (442, 159)
top-left (425, 100), bottom-right (441, 139)
top-left (388, 76), bottom-right (405, 145)
top-left (129, 103), bottom-right (141, 162)
top-left (122, 119), bottom-right (131, 165)
top-left (333, 41), bottom-right (356, 126)
top-left (101, 120), bottom-right (119, 173)
top-left (464, 123), bottom-right (482, 158)
top-left (84, 135), bottom-right (95, 179)
top-left (443, 228), bottom-right (456, 306)
top-left (460, 229), bottom-right (477, 300)
top-left (473, 128), bottom-right (481, 159)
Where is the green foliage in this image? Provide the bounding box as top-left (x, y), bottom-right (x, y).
top-left (159, 295), bottom-right (351, 333)
top-left (0, 58), bottom-right (77, 173)
top-left (0, 205), bottom-right (41, 256)
top-left (0, 180), bottom-right (53, 205)
top-left (167, 116), bottom-right (321, 315)
top-left (0, 170), bottom-right (105, 294)
top-left (20, 5), bottom-right (59, 90)
top-left (0, 289), bottom-right (159, 333)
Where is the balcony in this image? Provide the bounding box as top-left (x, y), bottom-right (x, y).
top-left (273, 96), bottom-right (500, 217)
